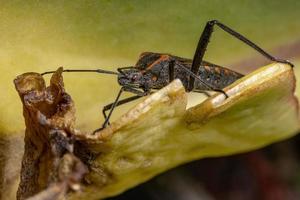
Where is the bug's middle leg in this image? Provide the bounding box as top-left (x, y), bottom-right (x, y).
top-left (170, 61), bottom-right (228, 97)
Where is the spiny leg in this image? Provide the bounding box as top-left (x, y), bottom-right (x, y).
top-left (188, 19), bottom-right (294, 92)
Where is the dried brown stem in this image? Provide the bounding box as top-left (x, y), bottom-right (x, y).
top-left (14, 68), bottom-right (87, 200)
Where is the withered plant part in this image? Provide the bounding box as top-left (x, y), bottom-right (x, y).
top-left (14, 68), bottom-right (87, 200)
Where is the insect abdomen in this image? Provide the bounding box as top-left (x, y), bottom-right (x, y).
top-left (194, 65), bottom-right (244, 90)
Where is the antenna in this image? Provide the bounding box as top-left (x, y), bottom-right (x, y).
top-left (41, 69), bottom-right (119, 76)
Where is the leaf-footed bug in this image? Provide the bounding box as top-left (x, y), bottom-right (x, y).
top-left (41, 20), bottom-right (294, 133)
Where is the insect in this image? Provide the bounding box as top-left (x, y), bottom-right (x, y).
top-left (42, 20), bottom-right (293, 133)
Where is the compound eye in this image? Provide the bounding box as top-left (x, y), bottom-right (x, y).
top-left (131, 74), bottom-right (138, 81)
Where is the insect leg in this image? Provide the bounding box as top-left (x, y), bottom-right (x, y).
top-left (102, 95), bottom-right (143, 125)
top-left (93, 87), bottom-right (148, 133)
top-left (213, 21), bottom-right (293, 66)
top-left (189, 20), bottom-right (294, 91)
top-left (168, 60), bottom-right (175, 82)
top-left (168, 59), bottom-right (222, 96)
top-left (176, 62), bottom-right (228, 97)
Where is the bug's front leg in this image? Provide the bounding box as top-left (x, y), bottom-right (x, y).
top-left (93, 87), bottom-right (149, 133)
top-left (102, 95), bottom-right (143, 126)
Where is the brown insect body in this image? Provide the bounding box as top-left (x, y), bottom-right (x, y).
top-left (118, 52), bottom-right (243, 93)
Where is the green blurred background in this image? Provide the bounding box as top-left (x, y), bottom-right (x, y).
top-left (1, 1), bottom-right (300, 199)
